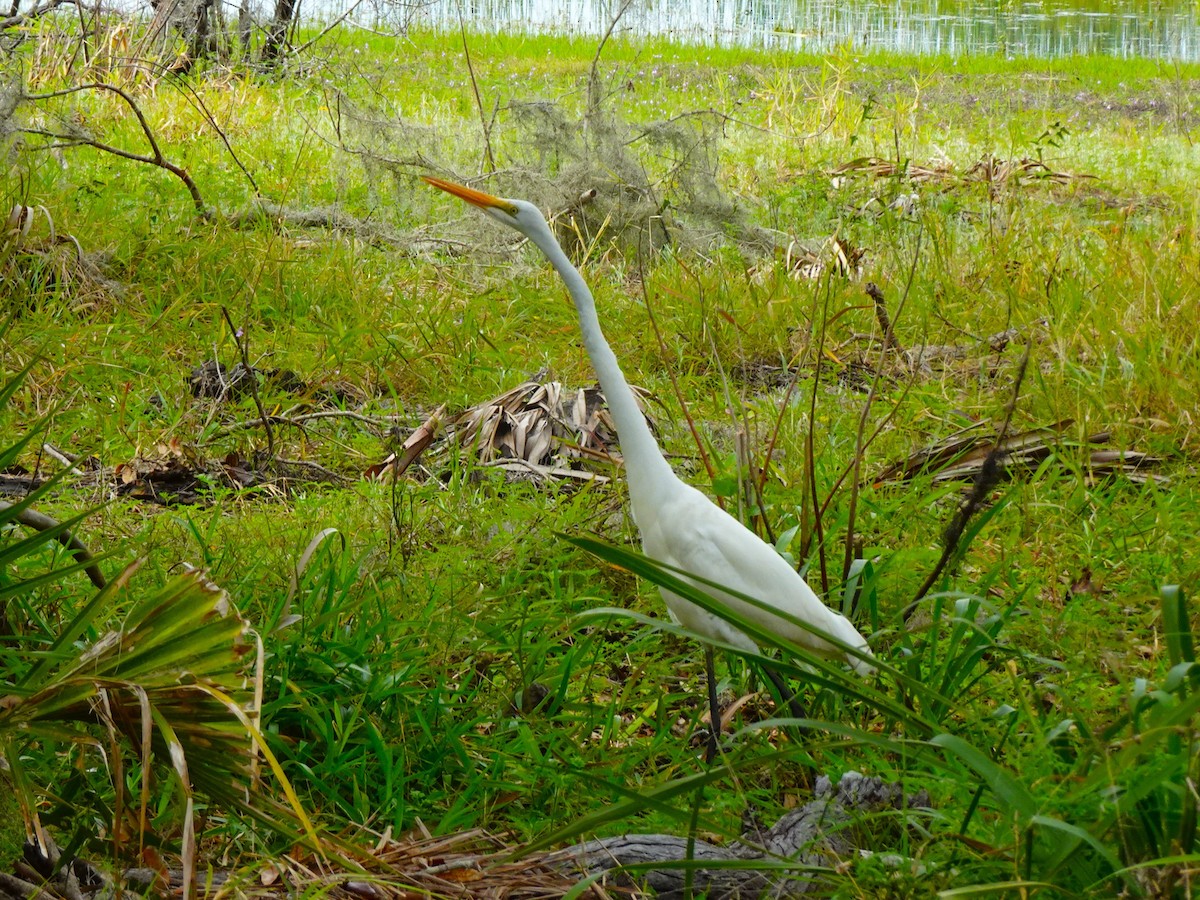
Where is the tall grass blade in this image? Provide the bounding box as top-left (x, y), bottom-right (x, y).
top-left (1160, 585), bottom-right (1194, 667)
top-left (930, 733), bottom-right (1038, 821)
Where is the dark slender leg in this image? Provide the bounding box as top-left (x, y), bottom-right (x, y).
top-left (764, 665), bottom-right (806, 720)
top-left (704, 644), bottom-right (721, 763)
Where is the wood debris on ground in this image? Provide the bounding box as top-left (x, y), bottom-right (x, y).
top-left (827, 153), bottom-right (1097, 189)
top-left (7, 774), bottom-right (924, 900)
top-left (874, 419), bottom-right (1164, 487)
top-left (450, 376), bottom-right (655, 484)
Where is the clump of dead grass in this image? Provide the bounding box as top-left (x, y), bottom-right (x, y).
top-left (1, 204), bottom-right (125, 310)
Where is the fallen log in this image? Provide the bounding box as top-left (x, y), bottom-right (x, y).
top-left (546, 772), bottom-right (931, 897)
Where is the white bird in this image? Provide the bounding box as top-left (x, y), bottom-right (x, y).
top-left (425, 176), bottom-right (873, 758)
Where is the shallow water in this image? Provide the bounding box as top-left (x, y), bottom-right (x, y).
top-left (402, 0), bottom-right (1200, 61)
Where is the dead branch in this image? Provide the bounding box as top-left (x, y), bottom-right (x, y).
top-left (291, 0), bottom-right (368, 55)
top-left (0, 0), bottom-right (75, 31)
top-left (547, 773), bottom-right (929, 898)
top-left (865, 281), bottom-right (899, 352)
top-left (458, 20), bottom-right (496, 173)
top-left (223, 199), bottom-right (416, 247)
top-left (904, 345), bottom-right (1033, 620)
top-left (0, 500), bottom-right (106, 590)
top-left (21, 82), bottom-right (209, 217)
top-left (164, 74), bottom-right (260, 197)
top-left (585, 0), bottom-right (636, 118)
top-left (221, 409), bottom-right (410, 435)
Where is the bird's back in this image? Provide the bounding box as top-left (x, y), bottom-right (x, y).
top-left (635, 480), bottom-right (871, 673)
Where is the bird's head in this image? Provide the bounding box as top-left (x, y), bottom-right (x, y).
top-left (423, 176), bottom-right (549, 241)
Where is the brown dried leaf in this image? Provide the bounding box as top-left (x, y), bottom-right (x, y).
top-left (1069, 567), bottom-right (1098, 597)
top-left (439, 867), bottom-right (483, 884)
top-left (875, 419), bottom-right (1162, 487)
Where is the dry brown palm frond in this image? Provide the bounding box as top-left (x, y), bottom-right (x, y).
top-left (746, 235), bottom-right (867, 282)
top-left (874, 419), bottom-right (1165, 487)
top-left (451, 377), bottom-right (656, 482)
top-left (827, 153), bottom-right (1096, 191)
top-left (963, 155), bottom-right (1095, 187)
top-left (2, 204), bottom-right (125, 310)
top-left (828, 155), bottom-right (958, 186)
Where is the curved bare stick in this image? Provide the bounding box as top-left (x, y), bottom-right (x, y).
top-left (0, 0), bottom-right (75, 30)
top-left (0, 501), bottom-right (107, 590)
top-left (22, 82), bottom-right (209, 216)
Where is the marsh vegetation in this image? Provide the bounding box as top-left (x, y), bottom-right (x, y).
top-left (0, 14), bottom-right (1198, 898)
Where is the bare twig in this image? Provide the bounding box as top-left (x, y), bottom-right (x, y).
top-left (0, 0), bottom-right (74, 30)
top-left (219, 307), bottom-right (275, 460)
top-left (292, 0), bottom-right (369, 55)
top-left (0, 500), bottom-right (106, 590)
top-left (160, 70), bottom-right (260, 197)
top-left (865, 281), bottom-right (900, 351)
top-left (586, 0), bottom-right (636, 119)
top-left (221, 409), bottom-right (410, 435)
top-left (458, 14), bottom-right (495, 173)
top-left (22, 82), bottom-right (209, 216)
top-left (903, 344), bottom-right (1033, 621)
top-left (842, 233), bottom-right (921, 600)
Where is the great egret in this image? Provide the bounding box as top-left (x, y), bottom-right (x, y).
top-left (425, 175), bottom-right (873, 757)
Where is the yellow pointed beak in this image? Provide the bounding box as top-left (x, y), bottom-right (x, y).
top-left (423, 176), bottom-right (518, 214)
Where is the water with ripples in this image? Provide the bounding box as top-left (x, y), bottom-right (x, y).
top-left (391, 0), bottom-right (1199, 61)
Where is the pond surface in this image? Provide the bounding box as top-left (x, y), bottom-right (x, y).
top-left (407, 0), bottom-right (1200, 61)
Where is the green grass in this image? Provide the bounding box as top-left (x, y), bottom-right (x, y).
top-left (1, 21), bottom-right (1198, 895)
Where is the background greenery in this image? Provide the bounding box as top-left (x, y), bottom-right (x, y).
top-left (1, 22), bottom-right (1198, 895)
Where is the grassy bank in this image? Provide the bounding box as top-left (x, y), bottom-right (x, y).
top-left (2, 23), bottom-right (1199, 894)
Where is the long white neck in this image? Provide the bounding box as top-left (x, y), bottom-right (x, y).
top-left (526, 228), bottom-right (676, 505)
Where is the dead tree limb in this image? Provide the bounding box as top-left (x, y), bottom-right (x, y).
top-left (0, 501), bottom-right (106, 590)
top-left (20, 82), bottom-right (210, 217)
top-left (0, 0), bottom-right (75, 31)
top-left (546, 773), bottom-right (930, 898)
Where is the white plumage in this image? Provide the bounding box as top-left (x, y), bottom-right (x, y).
top-left (426, 177), bottom-right (873, 753)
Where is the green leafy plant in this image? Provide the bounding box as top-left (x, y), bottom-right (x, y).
top-left (560, 534), bottom-right (1199, 895)
top-left (0, 361), bottom-right (315, 887)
